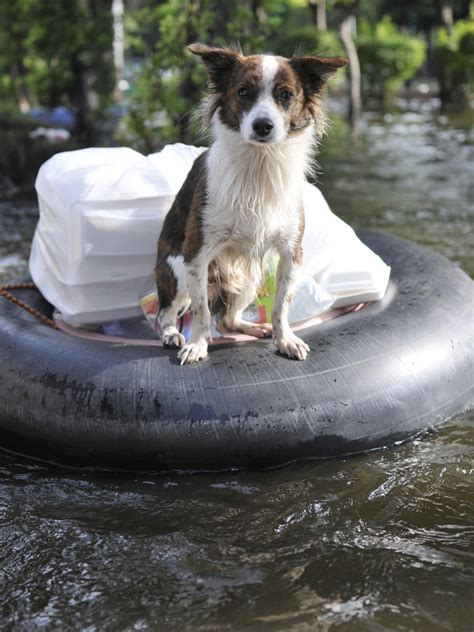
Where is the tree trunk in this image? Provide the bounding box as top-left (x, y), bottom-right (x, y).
top-left (177, 1), bottom-right (201, 142)
top-left (439, 1), bottom-right (454, 30)
top-left (112, 0), bottom-right (125, 100)
top-left (317, 0), bottom-right (327, 31)
top-left (309, 1), bottom-right (327, 31)
top-left (252, 1), bottom-right (267, 25)
top-left (178, 70), bottom-right (198, 144)
top-left (339, 14), bottom-right (361, 128)
top-left (10, 61), bottom-right (31, 113)
top-left (71, 54), bottom-right (94, 142)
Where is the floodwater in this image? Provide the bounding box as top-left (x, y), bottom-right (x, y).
top-left (0, 100), bottom-right (473, 631)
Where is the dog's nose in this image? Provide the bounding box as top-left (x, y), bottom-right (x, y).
top-left (252, 118), bottom-right (274, 137)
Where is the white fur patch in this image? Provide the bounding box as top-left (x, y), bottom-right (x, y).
top-left (241, 55), bottom-right (286, 144)
top-left (166, 255), bottom-right (186, 291)
top-left (208, 118), bottom-right (314, 218)
top-left (261, 55), bottom-right (279, 91)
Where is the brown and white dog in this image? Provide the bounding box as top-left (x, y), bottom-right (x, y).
top-left (155, 43), bottom-right (346, 364)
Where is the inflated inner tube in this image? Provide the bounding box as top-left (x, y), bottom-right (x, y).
top-left (0, 230), bottom-right (472, 471)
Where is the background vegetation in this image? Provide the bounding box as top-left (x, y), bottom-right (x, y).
top-left (0, 0), bottom-right (472, 186)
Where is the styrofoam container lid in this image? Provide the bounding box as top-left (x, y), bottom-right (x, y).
top-left (319, 253), bottom-right (391, 295)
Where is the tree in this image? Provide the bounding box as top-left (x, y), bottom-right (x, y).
top-left (0, 0), bottom-right (33, 112)
top-left (439, 1), bottom-right (454, 30)
top-left (125, 0), bottom-right (278, 149)
top-left (433, 9), bottom-right (474, 104)
top-left (373, 0), bottom-right (471, 32)
top-left (0, 0), bottom-right (115, 140)
top-left (309, 0), bottom-right (327, 30)
top-left (356, 16), bottom-right (427, 100)
top-left (112, 0), bottom-right (125, 99)
top-left (339, 6), bottom-right (361, 125)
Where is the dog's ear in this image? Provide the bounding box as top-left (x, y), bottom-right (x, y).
top-left (290, 55), bottom-right (347, 94)
top-left (188, 43), bottom-right (240, 91)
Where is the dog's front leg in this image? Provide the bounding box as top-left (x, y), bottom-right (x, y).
top-left (272, 249), bottom-right (310, 360)
top-left (177, 256), bottom-right (213, 365)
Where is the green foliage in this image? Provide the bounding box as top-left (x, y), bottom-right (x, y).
top-left (356, 16), bottom-right (426, 98)
top-left (2, 0), bottom-right (471, 150)
top-left (272, 24), bottom-right (343, 58)
top-left (268, 2), bottom-right (343, 57)
top-left (0, 0), bottom-right (115, 128)
top-left (0, 0), bottom-right (32, 110)
top-left (124, 0), bottom-right (282, 150)
top-left (433, 12), bottom-right (474, 103)
top-left (124, 0), bottom-right (355, 149)
top-left (375, 0), bottom-right (469, 33)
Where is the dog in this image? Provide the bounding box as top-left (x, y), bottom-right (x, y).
top-left (155, 43), bottom-right (346, 364)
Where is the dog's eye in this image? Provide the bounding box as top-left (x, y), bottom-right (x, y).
top-left (237, 87), bottom-right (248, 98)
top-left (280, 90), bottom-right (293, 101)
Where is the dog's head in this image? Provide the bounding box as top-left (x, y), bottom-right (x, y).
top-left (189, 43), bottom-right (346, 145)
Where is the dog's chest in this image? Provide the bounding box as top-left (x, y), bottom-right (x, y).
top-left (205, 198), bottom-right (299, 254)
top-left (205, 153), bottom-right (302, 254)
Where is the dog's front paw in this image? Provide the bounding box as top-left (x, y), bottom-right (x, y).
top-left (275, 333), bottom-right (309, 360)
top-left (162, 327), bottom-right (185, 348)
top-left (177, 339), bottom-right (208, 365)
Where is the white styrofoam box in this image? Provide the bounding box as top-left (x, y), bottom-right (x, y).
top-left (33, 144), bottom-right (205, 284)
top-left (30, 144), bottom-right (391, 327)
top-left (30, 234), bottom-right (143, 325)
top-left (30, 144), bottom-right (207, 325)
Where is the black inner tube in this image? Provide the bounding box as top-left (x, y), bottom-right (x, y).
top-left (0, 231), bottom-right (472, 471)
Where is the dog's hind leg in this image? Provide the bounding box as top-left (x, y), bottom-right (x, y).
top-left (217, 282), bottom-right (272, 339)
top-left (156, 255), bottom-right (190, 348)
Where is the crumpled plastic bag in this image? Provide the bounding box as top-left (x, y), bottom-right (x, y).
top-left (30, 143), bottom-right (390, 327)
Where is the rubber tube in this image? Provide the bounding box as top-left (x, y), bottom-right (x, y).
top-left (0, 231), bottom-right (472, 471)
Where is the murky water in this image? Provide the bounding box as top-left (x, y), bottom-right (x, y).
top-left (1, 101), bottom-right (473, 630)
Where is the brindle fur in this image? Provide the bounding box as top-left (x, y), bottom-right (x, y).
top-left (192, 44), bottom-right (346, 140)
top-left (155, 151), bottom-right (207, 309)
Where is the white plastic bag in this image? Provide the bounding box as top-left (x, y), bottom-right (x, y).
top-left (290, 182), bottom-right (390, 322)
top-left (30, 144), bottom-right (390, 327)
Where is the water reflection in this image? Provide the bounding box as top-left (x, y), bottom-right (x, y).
top-left (0, 416), bottom-right (473, 630)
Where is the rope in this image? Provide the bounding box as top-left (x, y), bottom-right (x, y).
top-left (0, 282), bottom-right (59, 329)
